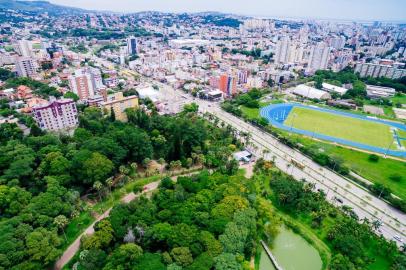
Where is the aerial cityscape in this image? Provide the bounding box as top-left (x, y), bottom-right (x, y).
top-left (0, 0), bottom-right (405, 270)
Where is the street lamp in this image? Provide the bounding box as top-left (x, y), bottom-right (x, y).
top-left (384, 140), bottom-right (394, 158)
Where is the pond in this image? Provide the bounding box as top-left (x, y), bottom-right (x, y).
top-left (259, 226), bottom-right (322, 270)
top-left (259, 246), bottom-right (276, 270)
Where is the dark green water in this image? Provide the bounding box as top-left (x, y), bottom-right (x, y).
top-left (260, 226), bottom-right (322, 270)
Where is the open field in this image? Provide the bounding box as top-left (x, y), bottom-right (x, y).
top-left (240, 100), bottom-right (282, 120)
top-left (283, 106), bottom-right (396, 149)
top-left (284, 131), bottom-right (406, 201)
top-left (391, 94), bottom-right (406, 105)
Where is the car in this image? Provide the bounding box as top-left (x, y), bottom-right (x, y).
top-left (335, 197), bottom-right (343, 204)
top-left (143, 186), bottom-right (149, 191)
top-left (394, 235), bottom-right (403, 242)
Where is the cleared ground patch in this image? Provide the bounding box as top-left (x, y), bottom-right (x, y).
top-left (284, 107), bottom-right (396, 149)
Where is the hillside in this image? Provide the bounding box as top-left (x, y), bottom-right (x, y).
top-left (0, 0), bottom-right (87, 15)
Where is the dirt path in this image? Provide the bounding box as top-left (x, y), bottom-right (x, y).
top-left (54, 171), bottom-right (202, 270)
top-left (53, 180), bottom-right (160, 270)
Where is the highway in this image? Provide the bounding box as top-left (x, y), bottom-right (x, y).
top-left (89, 54), bottom-right (406, 246)
top-left (155, 80), bottom-right (406, 246)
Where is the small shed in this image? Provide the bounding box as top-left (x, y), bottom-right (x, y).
top-left (233, 150), bottom-right (253, 163)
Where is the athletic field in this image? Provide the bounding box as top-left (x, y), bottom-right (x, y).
top-left (260, 103), bottom-right (406, 158)
top-left (284, 107), bottom-right (394, 149)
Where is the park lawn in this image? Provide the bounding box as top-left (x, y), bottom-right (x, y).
top-left (62, 211), bottom-right (94, 250)
top-left (241, 101), bottom-right (281, 121)
top-left (288, 132), bottom-right (406, 201)
top-left (391, 94), bottom-right (406, 105)
top-left (284, 107), bottom-right (395, 149)
top-left (241, 105), bottom-right (261, 120)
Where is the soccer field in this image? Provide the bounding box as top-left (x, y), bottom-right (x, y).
top-left (284, 107), bottom-right (395, 149)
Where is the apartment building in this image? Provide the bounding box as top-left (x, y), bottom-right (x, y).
top-left (32, 97), bottom-right (78, 131)
top-left (100, 92), bottom-right (139, 122)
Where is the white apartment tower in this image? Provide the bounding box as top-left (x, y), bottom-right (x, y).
top-left (16, 57), bottom-right (37, 78)
top-left (307, 42), bottom-right (330, 73)
top-left (274, 36), bottom-right (291, 64)
top-left (16, 40), bottom-right (32, 57)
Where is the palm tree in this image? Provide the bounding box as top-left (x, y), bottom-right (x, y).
top-left (372, 220), bottom-right (382, 231)
top-left (93, 181), bottom-right (103, 202)
top-left (54, 215), bottom-right (68, 241)
top-left (106, 177), bottom-right (113, 195)
top-left (130, 162), bottom-right (138, 175)
top-left (119, 165), bottom-right (130, 175)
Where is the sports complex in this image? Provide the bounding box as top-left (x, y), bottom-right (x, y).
top-left (260, 103), bottom-right (406, 158)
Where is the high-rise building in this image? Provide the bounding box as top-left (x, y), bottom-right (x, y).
top-left (15, 40), bottom-right (32, 57)
top-left (68, 68), bottom-right (105, 100)
top-left (127, 36), bottom-right (137, 55)
top-left (329, 36), bottom-right (346, 49)
top-left (274, 36), bottom-right (291, 64)
top-left (307, 42), bottom-right (330, 73)
top-left (219, 74), bottom-right (237, 97)
top-left (68, 70), bottom-right (95, 101)
top-left (16, 57), bottom-right (37, 78)
top-left (32, 97), bottom-right (78, 131)
top-left (88, 67), bottom-right (104, 90)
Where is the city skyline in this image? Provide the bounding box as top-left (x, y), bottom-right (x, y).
top-left (48, 0), bottom-right (406, 22)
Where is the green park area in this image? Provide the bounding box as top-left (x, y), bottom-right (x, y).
top-left (284, 107), bottom-right (396, 149)
top-left (240, 100), bottom-right (283, 120)
top-left (288, 133), bottom-right (406, 201)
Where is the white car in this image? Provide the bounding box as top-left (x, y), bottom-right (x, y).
top-left (394, 235), bottom-right (403, 242)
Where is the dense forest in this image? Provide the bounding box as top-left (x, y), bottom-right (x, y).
top-left (65, 160), bottom-right (406, 270)
top-left (66, 171), bottom-right (278, 270)
top-left (0, 104), bottom-right (240, 270)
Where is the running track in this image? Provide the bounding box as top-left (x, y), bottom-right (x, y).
top-left (260, 103), bottom-right (406, 158)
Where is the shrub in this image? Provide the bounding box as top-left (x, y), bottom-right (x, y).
top-left (368, 154), bottom-right (379, 162)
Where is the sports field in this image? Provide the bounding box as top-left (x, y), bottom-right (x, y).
top-left (284, 107), bottom-right (395, 149)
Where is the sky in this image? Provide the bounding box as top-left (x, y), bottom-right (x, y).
top-left (48, 0), bottom-right (406, 22)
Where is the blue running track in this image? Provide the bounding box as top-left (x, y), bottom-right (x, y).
top-left (260, 103), bottom-right (406, 158)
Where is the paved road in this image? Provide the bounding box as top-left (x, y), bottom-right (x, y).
top-left (89, 54), bottom-right (406, 246)
top-left (200, 102), bottom-right (406, 246)
top-left (149, 80), bottom-right (405, 246)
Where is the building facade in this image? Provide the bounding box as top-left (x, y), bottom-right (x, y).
top-left (127, 36), bottom-right (137, 55)
top-left (32, 98), bottom-right (78, 131)
top-left (100, 92), bottom-right (139, 122)
top-left (307, 42), bottom-right (330, 73)
top-left (16, 57), bottom-right (37, 78)
top-left (219, 74), bottom-right (237, 97)
top-left (68, 68), bottom-right (104, 100)
top-left (355, 62), bottom-right (406, 79)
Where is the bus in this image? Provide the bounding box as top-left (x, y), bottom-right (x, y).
top-left (291, 159), bottom-right (305, 170)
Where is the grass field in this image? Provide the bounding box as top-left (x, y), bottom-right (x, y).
top-left (240, 100), bottom-right (283, 120)
top-left (283, 131), bottom-right (406, 201)
top-left (284, 107), bottom-right (396, 149)
top-left (391, 94), bottom-right (406, 105)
